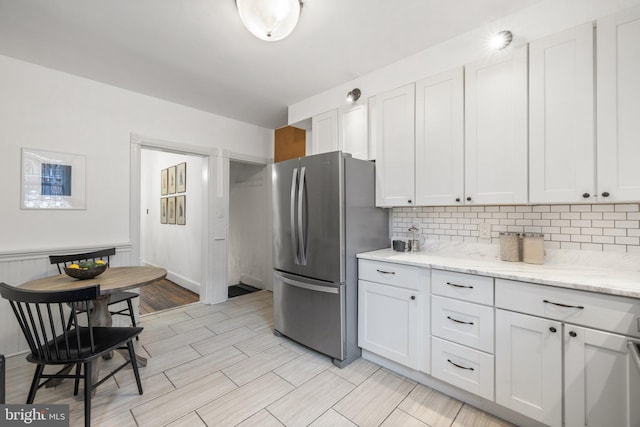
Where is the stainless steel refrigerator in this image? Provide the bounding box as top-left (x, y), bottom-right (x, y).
top-left (272, 151), bottom-right (389, 367)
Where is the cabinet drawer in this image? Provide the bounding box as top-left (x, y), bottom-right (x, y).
top-left (431, 337), bottom-right (494, 401)
top-left (432, 296), bottom-right (494, 353)
top-left (432, 270), bottom-right (494, 305)
top-left (496, 279), bottom-right (640, 338)
top-left (359, 259), bottom-right (422, 290)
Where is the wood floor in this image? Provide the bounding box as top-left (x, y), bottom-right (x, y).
top-left (4, 291), bottom-right (514, 427)
top-left (139, 279), bottom-right (199, 315)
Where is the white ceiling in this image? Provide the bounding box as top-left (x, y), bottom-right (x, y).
top-left (0, 0), bottom-right (545, 129)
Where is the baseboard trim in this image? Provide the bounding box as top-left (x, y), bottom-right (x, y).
top-left (141, 260), bottom-right (200, 295)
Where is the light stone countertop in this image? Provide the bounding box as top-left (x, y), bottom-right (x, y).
top-left (357, 244), bottom-right (640, 299)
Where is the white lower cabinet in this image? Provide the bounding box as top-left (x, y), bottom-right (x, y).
top-left (495, 310), bottom-right (563, 427)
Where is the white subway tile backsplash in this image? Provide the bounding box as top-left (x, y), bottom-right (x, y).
top-left (393, 203), bottom-right (640, 253)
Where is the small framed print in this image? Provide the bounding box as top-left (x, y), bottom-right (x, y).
top-left (176, 162), bottom-right (187, 193)
top-left (161, 169), bottom-right (168, 196)
top-left (168, 165), bottom-right (176, 194)
top-left (167, 196), bottom-right (176, 224)
top-left (160, 198), bottom-right (167, 224)
top-left (176, 195), bottom-right (186, 225)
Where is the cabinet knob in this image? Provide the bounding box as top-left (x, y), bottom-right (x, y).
top-left (582, 193), bottom-right (590, 198)
top-left (466, 197), bottom-right (472, 202)
top-left (569, 331), bottom-right (577, 338)
top-left (410, 295), bottom-right (416, 300)
top-left (455, 198), bottom-right (460, 202)
top-left (549, 327), bottom-right (557, 333)
top-left (408, 199), bottom-right (412, 204)
top-left (601, 192), bottom-right (610, 198)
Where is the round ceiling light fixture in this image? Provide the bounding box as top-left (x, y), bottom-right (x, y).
top-left (346, 88), bottom-right (361, 103)
top-left (236, 0), bottom-right (302, 42)
top-left (489, 30), bottom-right (513, 50)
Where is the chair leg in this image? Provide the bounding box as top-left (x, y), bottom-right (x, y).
top-left (26, 364), bottom-right (44, 404)
top-left (126, 299), bottom-right (139, 341)
top-left (127, 341), bottom-right (143, 395)
top-left (74, 363), bottom-right (82, 395)
top-left (83, 361), bottom-right (92, 427)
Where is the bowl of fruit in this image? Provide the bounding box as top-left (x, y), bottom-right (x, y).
top-left (64, 260), bottom-right (108, 280)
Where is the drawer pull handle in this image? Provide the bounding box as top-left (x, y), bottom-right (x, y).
top-left (376, 269), bottom-right (395, 275)
top-left (543, 299), bottom-right (584, 310)
top-left (447, 316), bottom-right (474, 325)
top-left (446, 282), bottom-right (473, 289)
top-left (447, 359), bottom-right (474, 371)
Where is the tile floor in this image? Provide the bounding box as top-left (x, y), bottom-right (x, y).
top-left (4, 290), bottom-right (514, 427)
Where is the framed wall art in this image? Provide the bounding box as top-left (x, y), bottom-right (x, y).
top-left (176, 162), bottom-right (186, 193)
top-left (161, 168), bottom-right (168, 195)
top-left (167, 196), bottom-right (176, 224)
top-left (168, 165), bottom-right (176, 194)
top-left (21, 148), bottom-right (87, 209)
top-left (176, 195), bottom-right (186, 225)
top-left (160, 198), bottom-right (168, 224)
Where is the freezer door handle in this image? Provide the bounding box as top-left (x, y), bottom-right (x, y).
top-left (298, 166), bottom-right (307, 265)
top-left (290, 167), bottom-right (299, 264)
top-left (276, 272), bottom-right (339, 294)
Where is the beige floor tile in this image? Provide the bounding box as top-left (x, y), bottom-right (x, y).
top-left (208, 313), bottom-right (265, 334)
top-left (115, 346), bottom-right (200, 386)
top-left (236, 409), bottom-right (285, 427)
top-left (333, 369), bottom-right (416, 426)
top-left (222, 344), bottom-right (297, 386)
top-left (70, 407), bottom-right (139, 427)
top-left (268, 370), bottom-right (355, 427)
top-left (138, 323), bottom-right (177, 344)
top-left (164, 412), bottom-right (207, 427)
top-left (234, 331), bottom-right (287, 356)
top-left (164, 346), bottom-right (247, 388)
top-left (131, 371), bottom-right (237, 426)
top-left (381, 409), bottom-right (430, 427)
top-left (230, 290), bottom-right (272, 305)
top-left (142, 326), bottom-right (215, 357)
top-left (328, 356), bottom-right (380, 386)
top-left (169, 311), bottom-right (229, 334)
top-left (452, 404), bottom-right (516, 427)
top-left (139, 311), bottom-right (192, 327)
top-left (218, 300), bottom-right (269, 317)
top-left (183, 302), bottom-right (226, 318)
top-left (274, 351), bottom-right (332, 387)
top-left (308, 409), bottom-right (358, 427)
top-left (191, 326), bottom-right (258, 356)
top-left (197, 372), bottom-right (294, 427)
top-left (399, 383), bottom-right (463, 427)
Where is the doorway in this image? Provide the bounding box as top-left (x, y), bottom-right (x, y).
top-left (227, 160), bottom-right (271, 297)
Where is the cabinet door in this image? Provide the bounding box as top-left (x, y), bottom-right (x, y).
top-left (597, 6), bottom-right (640, 202)
top-left (529, 23), bottom-right (595, 203)
top-left (338, 103), bottom-right (368, 160)
top-left (375, 83), bottom-right (415, 207)
top-left (465, 46), bottom-right (528, 204)
top-left (564, 326), bottom-right (640, 427)
top-left (415, 67), bottom-right (464, 206)
top-left (495, 310), bottom-right (562, 427)
top-left (358, 280), bottom-right (418, 368)
top-left (311, 109), bottom-right (338, 155)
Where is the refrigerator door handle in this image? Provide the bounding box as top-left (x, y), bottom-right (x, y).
top-left (298, 166), bottom-right (307, 265)
top-left (276, 273), bottom-right (340, 295)
top-left (290, 167), bottom-right (299, 264)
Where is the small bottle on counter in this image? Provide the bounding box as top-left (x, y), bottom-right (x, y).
top-left (522, 233), bottom-right (545, 264)
top-left (499, 232), bottom-right (521, 262)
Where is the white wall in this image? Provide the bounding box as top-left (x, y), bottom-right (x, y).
top-left (0, 53), bottom-right (273, 254)
top-left (228, 162), bottom-right (269, 290)
top-left (141, 149), bottom-right (203, 294)
top-left (289, 0), bottom-right (640, 124)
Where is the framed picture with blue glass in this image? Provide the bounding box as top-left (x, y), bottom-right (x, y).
top-left (21, 148), bottom-right (87, 209)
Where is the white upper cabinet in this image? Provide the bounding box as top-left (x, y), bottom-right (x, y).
top-left (597, 6), bottom-right (640, 202)
top-left (311, 109), bottom-right (338, 155)
top-left (338, 102), bottom-right (368, 160)
top-left (465, 45), bottom-right (528, 205)
top-left (529, 23), bottom-right (595, 203)
top-left (375, 83), bottom-right (416, 207)
top-left (415, 67), bottom-right (464, 206)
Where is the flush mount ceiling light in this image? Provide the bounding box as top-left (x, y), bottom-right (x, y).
top-left (489, 30), bottom-right (513, 50)
top-left (346, 88), bottom-right (361, 102)
top-left (236, 0), bottom-right (302, 42)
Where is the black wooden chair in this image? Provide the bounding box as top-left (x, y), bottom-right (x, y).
top-left (0, 282), bottom-right (143, 427)
top-left (49, 248), bottom-right (140, 335)
top-left (0, 354), bottom-right (5, 404)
